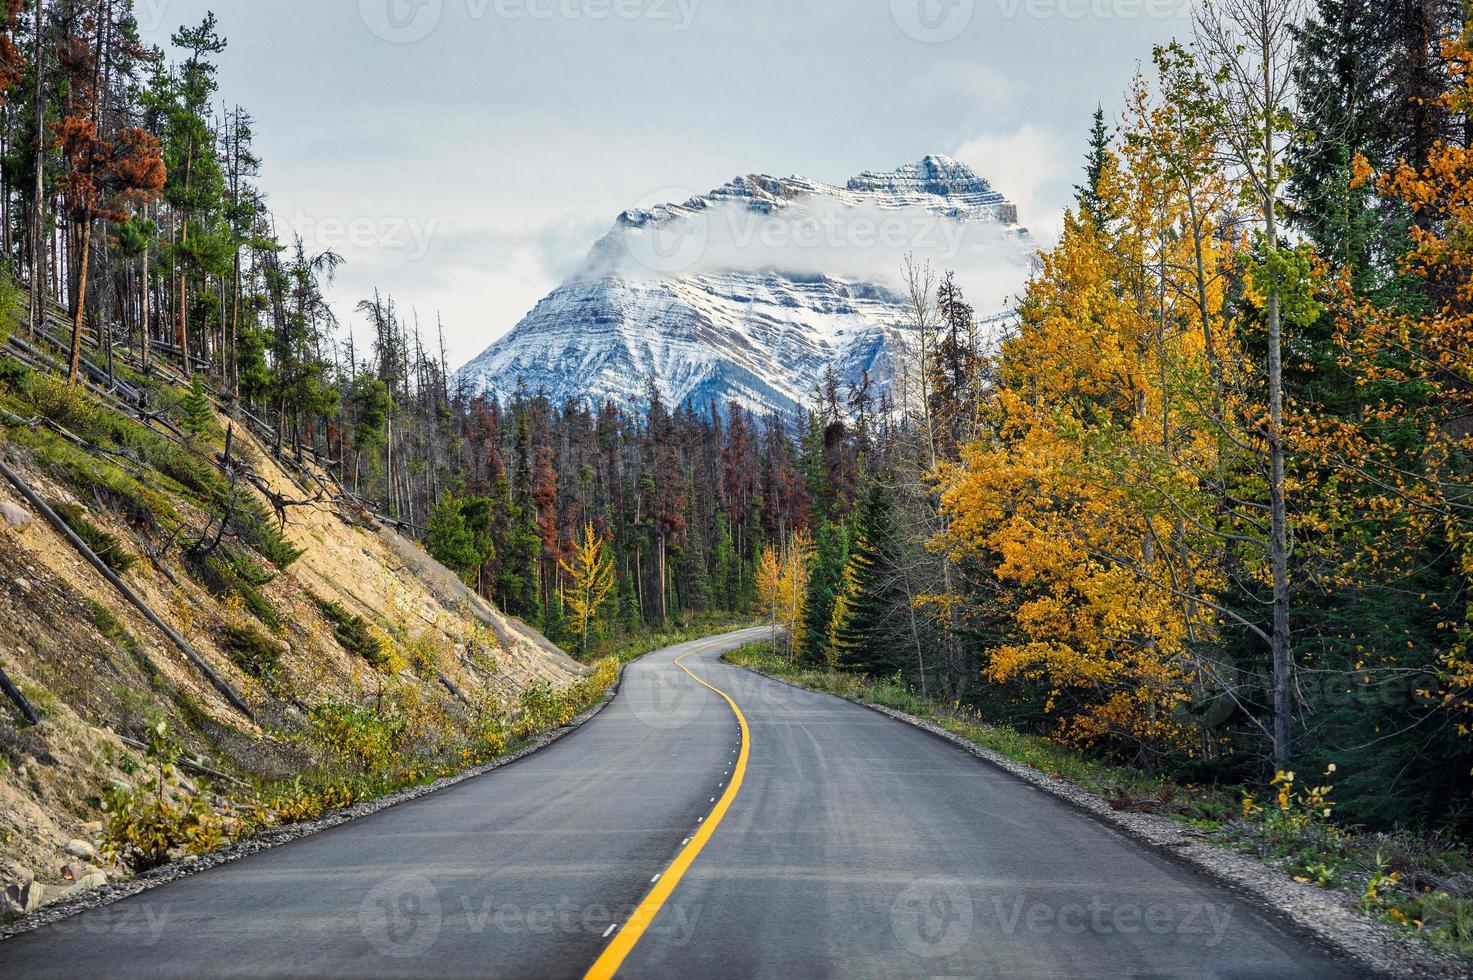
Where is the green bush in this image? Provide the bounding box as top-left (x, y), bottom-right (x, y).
top-left (235, 506), bottom-right (303, 570)
top-left (101, 723), bottom-right (223, 871)
top-left (0, 354), bottom-right (29, 390)
top-left (223, 546), bottom-right (276, 587)
top-left (313, 596), bottom-right (386, 666)
top-left (199, 553), bottom-right (280, 629)
top-left (306, 702), bottom-right (397, 774)
top-left (50, 500), bottom-right (139, 576)
top-left (221, 622), bottom-right (284, 678)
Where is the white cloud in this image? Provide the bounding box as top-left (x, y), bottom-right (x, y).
top-left (954, 124), bottom-right (1071, 243)
top-left (602, 195), bottom-right (1034, 321)
top-left (927, 62), bottom-right (1021, 112)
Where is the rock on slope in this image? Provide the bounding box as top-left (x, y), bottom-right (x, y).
top-left (458, 155), bottom-right (1034, 417)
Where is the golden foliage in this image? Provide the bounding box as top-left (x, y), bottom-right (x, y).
top-left (756, 530), bottom-right (814, 659)
top-left (559, 522), bottom-right (616, 656)
top-left (938, 56), bottom-right (1248, 759)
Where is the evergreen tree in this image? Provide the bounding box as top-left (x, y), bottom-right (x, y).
top-left (425, 495), bottom-right (493, 587)
top-left (832, 485), bottom-right (909, 676)
top-left (1075, 104), bottom-right (1113, 226)
top-left (799, 522), bottom-right (849, 666)
top-left (179, 371), bottom-right (212, 435)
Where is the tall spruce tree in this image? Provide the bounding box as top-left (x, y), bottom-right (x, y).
top-left (1075, 105), bottom-right (1113, 226)
top-left (799, 522), bottom-right (849, 666)
top-left (831, 484), bottom-right (910, 676)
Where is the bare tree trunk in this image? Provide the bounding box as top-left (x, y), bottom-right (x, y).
top-left (29, 0), bottom-right (44, 339)
top-left (1262, 29), bottom-right (1293, 766)
top-left (68, 216), bottom-right (94, 384)
top-left (140, 218), bottom-right (151, 371)
top-left (1195, 0), bottom-right (1302, 766)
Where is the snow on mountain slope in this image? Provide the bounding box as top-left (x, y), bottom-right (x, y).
top-left (458, 155), bottom-right (1034, 417)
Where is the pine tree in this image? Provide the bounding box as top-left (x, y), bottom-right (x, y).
top-left (799, 522), bottom-right (849, 666)
top-left (831, 485), bottom-right (909, 676)
top-left (180, 372), bottom-right (213, 436)
top-left (1075, 104), bottom-right (1113, 226)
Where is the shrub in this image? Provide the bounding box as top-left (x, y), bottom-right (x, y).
top-left (0, 354), bottom-right (29, 390)
top-left (221, 621), bottom-right (284, 678)
top-left (25, 373), bottom-right (107, 437)
top-left (306, 702), bottom-right (397, 774)
top-left (313, 596), bottom-right (387, 667)
top-left (101, 723), bottom-right (224, 871)
top-left (200, 554), bottom-right (280, 629)
top-left (235, 506), bottom-right (303, 569)
top-left (50, 500), bottom-right (139, 575)
top-left (150, 441), bottom-right (232, 506)
top-left (223, 546), bottom-right (276, 587)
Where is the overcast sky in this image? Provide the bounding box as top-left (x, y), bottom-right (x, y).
top-left (139, 0), bottom-right (1192, 367)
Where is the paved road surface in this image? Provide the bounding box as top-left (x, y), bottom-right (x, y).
top-left (0, 627), bottom-right (1361, 978)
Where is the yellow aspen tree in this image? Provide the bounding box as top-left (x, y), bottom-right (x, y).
top-left (755, 533), bottom-right (813, 660)
top-left (559, 523), bottom-right (616, 658)
top-left (936, 54), bottom-right (1253, 764)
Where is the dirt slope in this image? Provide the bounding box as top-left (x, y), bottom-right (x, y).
top-left (0, 408), bottom-right (585, 914)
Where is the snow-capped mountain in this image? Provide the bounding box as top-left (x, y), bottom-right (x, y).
top-left (457, 155), bottom-right (1034, 418)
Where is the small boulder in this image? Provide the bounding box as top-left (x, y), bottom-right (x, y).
top-left (62, 839), bottom-right (97, 862)
top-left (2, 879), bottom-right (46, 918)
top-left (60, 861), bottom-right (85, 882)
top-left (0, 501), bottom-right (32, 530)
top-left (55, 873), bottom-right (107, 901)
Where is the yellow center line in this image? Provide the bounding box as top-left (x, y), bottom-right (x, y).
top-left (583, 640), bottom-right (751, 980)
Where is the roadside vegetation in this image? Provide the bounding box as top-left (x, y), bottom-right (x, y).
top-left (100, 656), bottom-right (622, 874)
top-left (0, 0), bottom-right (1470, 955)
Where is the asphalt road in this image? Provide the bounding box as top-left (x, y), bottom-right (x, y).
top-left (0, 627), bottom-right (1361, 979)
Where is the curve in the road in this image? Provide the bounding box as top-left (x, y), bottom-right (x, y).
top-left (584, 645), bottom-right (751, 979)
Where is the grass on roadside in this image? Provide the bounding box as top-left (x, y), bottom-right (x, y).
top-left (98, 654), bottom-right (626, 877)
